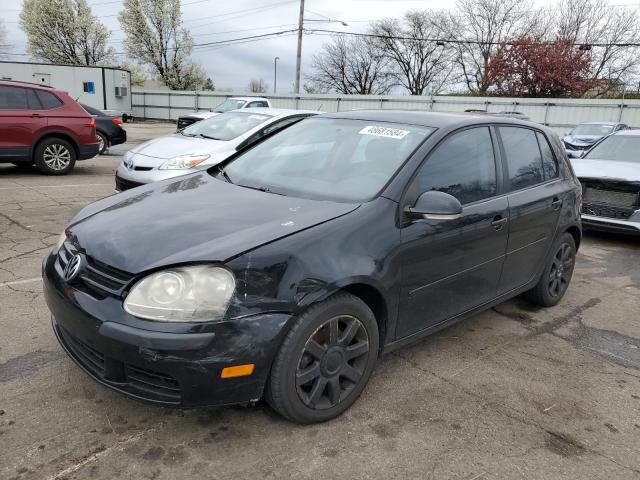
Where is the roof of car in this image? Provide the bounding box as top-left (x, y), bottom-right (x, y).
top-left (0, 79), bottom-right (58, 91)
top-left (321, 110), bottom-right (539, 130)
top-left (238, 107), bottom-right (320, 117)
top-left (228, 96), bottom-right (269, 101)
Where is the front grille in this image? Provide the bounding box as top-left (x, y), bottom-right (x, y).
top-left (584, 187), bottom-right (637, 207)
top-left (580, 180), bottom-right (639, 220)
top-left (57, 326), bottom-right (182, 404)
top-left (57, 241), bottom-right (133, 298)
top-left (177, 116), bottom-right (201, 130)
top-left (565, 142), bottom-right (591, 151)
top-left (125, 365), bottom-right (182, 402)
top-left (582, 203), bottom-right (635, 219)
top-left (115, 175), bottom-right (144, 192)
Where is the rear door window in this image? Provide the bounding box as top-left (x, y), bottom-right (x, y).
top-left (414, 127), bottom-right (498, 205)
top-left (499, 127), bottom-right (545, 191)
top-left (26, 89), bottom-right (42, 109)
top-left (35, 90), bottom-right (63, 109)
top-left (0, 86), bottom-right (28, 109)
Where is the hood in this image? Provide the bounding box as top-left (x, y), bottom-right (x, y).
top-left (67, 173), bottom-right (358, 273)
top-left (130, 134), bottom-right (228, 163)
top-left (571, 158), bottom-right (640, 182)
top-left (563, 134), bottom-right (602, 146)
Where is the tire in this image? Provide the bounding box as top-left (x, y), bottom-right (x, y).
top-left (96, 132), bottom-right (108, 155)
top-left (34, 138), bottom-right (76, 175)
top-left (524, 232), bottom-right (576, 307)
top-left (266, 292), bottom-right (379, 424)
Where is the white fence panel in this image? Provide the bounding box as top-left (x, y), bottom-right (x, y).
top-left (132, 90), bottom-right (640, 133)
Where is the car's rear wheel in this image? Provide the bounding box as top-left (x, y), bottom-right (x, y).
top-left (266, 292), bottom-right (378, 423)
top-left (96, 132), bottom-right (108, 155)
top-left (34, 138), bottom-right (76, 175)
top-left (524, 232), bottom-right (576, 307)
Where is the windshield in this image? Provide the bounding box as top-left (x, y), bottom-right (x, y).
top-left (222, 117), bottom-right (434, 202)
top-left (213, 99), bottom-right (247, 113)
top-left (571, 124), bottom-right (614, 136)
top-left (181, 111), bottom-right (272, 141)
top-left (584, 135), bottom-right (640, 163)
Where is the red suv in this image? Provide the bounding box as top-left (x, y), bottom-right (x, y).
top-left (0, 80), bottom-right (99, 174)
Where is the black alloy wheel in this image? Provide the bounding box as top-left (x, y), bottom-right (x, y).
top-left (296, 315), bottom-right (370, 409)
top-left (266, 292), bottom-right (379, 423)
top-left (525, 232), bottom-right (576, 307)
top-left (548, 242), bottom-right (574, 298)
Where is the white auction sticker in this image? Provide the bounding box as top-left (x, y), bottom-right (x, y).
top-left (359, 125), bottom-right (410, 139)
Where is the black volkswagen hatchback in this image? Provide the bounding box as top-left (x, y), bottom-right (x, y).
top-left (43, 111), bottom-right (582, 423)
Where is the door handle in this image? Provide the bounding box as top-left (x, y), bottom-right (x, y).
top-left (551, 197), bottom-right (562, 210)
top-left (31, 113), bottom-right (42, 117)
top-left (491, 216), bottom-right (508, 231)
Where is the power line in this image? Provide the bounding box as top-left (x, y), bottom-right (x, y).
top-left (304, 27), bottom-right (640, 48)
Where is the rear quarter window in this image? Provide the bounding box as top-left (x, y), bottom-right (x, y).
top-left (35, 90), bottom-right (63, 109)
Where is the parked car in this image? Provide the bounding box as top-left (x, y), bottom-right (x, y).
top-left (177, 97), bottom-right (271, 130)
top-left (44, 111), bottom-right (581, 423)
top-left (81, 104), bottom-right (127, 155)
top-left (563, 122), bottom-right (627, 158)
top-left (0, 80), bottom-right (99, 174)
top-left (115, 108), bottom-right (317, 191)
top-left (571, 129), bottom-right (640, 235)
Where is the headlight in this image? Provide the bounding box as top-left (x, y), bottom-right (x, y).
top-left (159, 154), bottom-right (210, 170)
top-left (123, 265), bottom-right (235, 322)
top-left (53, 231), bottom-right (66, 253)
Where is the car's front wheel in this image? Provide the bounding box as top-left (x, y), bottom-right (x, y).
top-left (266, 292), bottom-right (379, 423)
top-left (525, 232), bottom-right (576, 307)
top-left (34, 138), bottom-right (76, 175)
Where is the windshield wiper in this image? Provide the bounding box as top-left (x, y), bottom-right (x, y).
top-left (198, 133), bottom-right (222, 140)
top-left (238, 184), bottom-right (284, 196)
top-left (217, 167), bottom-right (233, 184)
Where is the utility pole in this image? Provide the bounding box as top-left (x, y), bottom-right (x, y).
top-left (274, 57), bottom-right (279, 93)
top-left (294, 0), bottom-right (305, 94)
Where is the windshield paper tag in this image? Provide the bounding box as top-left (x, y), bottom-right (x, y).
top-left (359, 126), bottom-right (410, 139)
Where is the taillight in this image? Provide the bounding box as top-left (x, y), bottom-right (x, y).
top-left (577, 193), bottom-right (583, 212)
top-left (87, 117), bottom-right (96, 127)
top-left (112, 118), bottom-right (123, 125)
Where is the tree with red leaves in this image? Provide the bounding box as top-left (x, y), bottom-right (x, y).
top-left (485, 37), bottom-right (598, 97)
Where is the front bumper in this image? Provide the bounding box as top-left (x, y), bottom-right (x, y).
top-left (115, 162), bottom-right (195, 191)
top-left (581, 213), bottom-right (640, 235)
top-left (43, 253), bottom-right (292, 407)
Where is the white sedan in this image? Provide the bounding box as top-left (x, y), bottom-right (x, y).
top-left (115, 108), bottom-right (318, 192)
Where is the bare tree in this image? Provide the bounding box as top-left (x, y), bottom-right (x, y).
top-left (444, 0), bottom-right (538, 94)
top-left (248, 78), bottom-right (268, 93)
top-left (370, 11), bottom-right (455, 95)
top-left (20, 0), bottom-right (113, 65)
top-left (306, 35), bottom-right (394, 94)
top-left (555, 0), bottom-right (640, 96)
top-left (119, 0), bottom-right (207, 90)
top-left (117, 60), bottom-right (149, 86)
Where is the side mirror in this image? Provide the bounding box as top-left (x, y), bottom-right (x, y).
top-left (405, 191), bottom-right (463, 220)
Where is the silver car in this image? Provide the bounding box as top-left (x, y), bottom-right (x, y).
top-left (571, 129), bottom-right (640, 235)
top-left (116, 108), bottom-right (317, 191)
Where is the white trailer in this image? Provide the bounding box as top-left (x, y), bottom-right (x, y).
top-left (0, 61), bottom-right (132, 119)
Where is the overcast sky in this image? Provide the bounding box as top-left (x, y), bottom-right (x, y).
top-left (2, 0), bottom-right (639, 92)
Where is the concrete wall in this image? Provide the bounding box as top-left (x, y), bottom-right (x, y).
top-left (131, 90), bottom-right (640, 134)
top-left (0, 61), bottom-right (132, 113)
